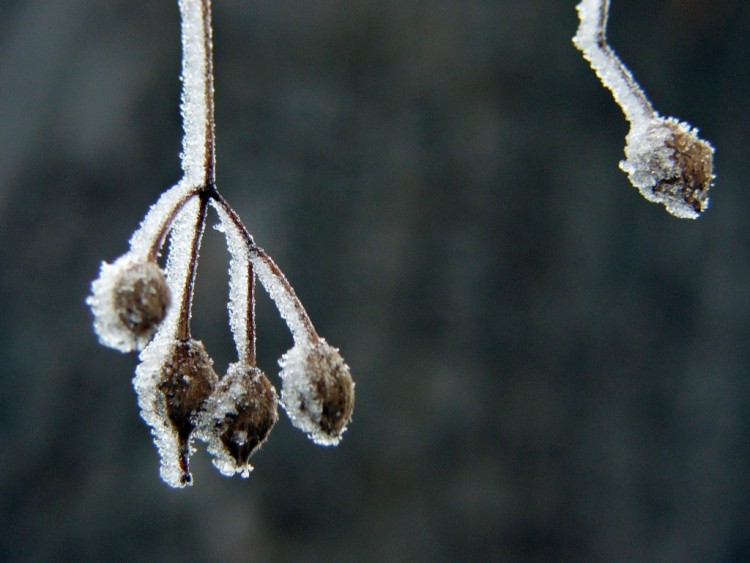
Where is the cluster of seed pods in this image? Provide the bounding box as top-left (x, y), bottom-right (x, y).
top-left (88, 185), bottom-right (355, 487)
top-left (87, 0), bottom-right (353, 488)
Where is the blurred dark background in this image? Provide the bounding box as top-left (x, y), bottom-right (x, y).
top-left (2, 0), bottom-right (749, 561)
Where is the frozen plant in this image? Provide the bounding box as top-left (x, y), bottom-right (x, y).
top-left (86, 0), bottom-right (354, 488)
top-left (573, 0), bottom-right (715, 219)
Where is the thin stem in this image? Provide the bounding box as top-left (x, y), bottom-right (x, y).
top-left (177, 193), bottom-right (209, 340)
top-left (251, 246), bottom-right (318, 343)
top-left (178, 0), bottom-right (216, 187)
top-left (573, 0), bottom-right (655, 125)
top-left (147, 190), bottom-right (200, 261)
top-left (211, 194), bottom-right (318, 344)
top-left (246, 255), bottom-right (256, 366)
top-left (201, 0), bottom-right (216, 189)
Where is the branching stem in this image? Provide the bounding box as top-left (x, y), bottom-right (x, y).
top-left (211, 194), bottom-right (319, 345)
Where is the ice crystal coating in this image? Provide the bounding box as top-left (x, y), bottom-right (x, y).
top-left (251, 248), bottom-right (311, 345)
top-left (621, 118), bottom-right (713, 218)
top-left (88, 255), bottom-right (171, 352)
top-left (279, 339), bottom-right (355, 446)
top-left (212, 201), bottom-right (254, 360)
top-left (135, 338), bottom-right (218, 488)
top-left (178, 0), bottom-right (213, 185)
top-left (198, 363), bottom-right (278, 478)
top-left (164, 196), bottom-right (204, 331)
top-left (573, 0), bottom-right (653, 126)
top-left (573, 0), bottom-right (715, 219)
top-left (128, 178), bottom-right (197, 259)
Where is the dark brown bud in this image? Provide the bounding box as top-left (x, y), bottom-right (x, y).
top-left (198, 363), bottom-right (278, 477)
top-left (158, 339), bottom-right (218, 485)
top-left (621, 117), bottom-right (714, 219)
top-left (89, 256), bottom-right (172, 352)
top-left (279, 339), bottom-right (355, 446)
top-left (658, 120), bottom-right (714, 215)
top-left (114, 260), bottom-right (171, 339)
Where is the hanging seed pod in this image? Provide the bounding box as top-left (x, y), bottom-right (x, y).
top-left (620, 118), bottom-right (714, 217)
top-left (279, 339), bottom-right (355, 446)
top-left (156, 339), bottom-right (218, 486)
top-left (88, 255), bottom-right (171, 352)
top-left (198, 363), bottom-right (278, 477)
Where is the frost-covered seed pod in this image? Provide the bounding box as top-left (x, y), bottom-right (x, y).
top-left (114, 261), bottom-right (171, 336)
top-left (158, 339), bottom-right (218, 485)
top-left (279, 339), bottom-right (355, 446)
top-left (88, 255), bottom-right (171, 352)
top-left (199, 363), bottom-right (278, 478)
top-left (621, 118), bottom-right (714, 218)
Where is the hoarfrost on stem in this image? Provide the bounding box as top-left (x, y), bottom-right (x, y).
top-left (573, 0), bottom-right (714, 219)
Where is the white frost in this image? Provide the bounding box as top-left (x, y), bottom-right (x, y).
top-left (88, 254), bottom-right (141, 352)
top-left (197, 362), bottom-right (278, 478)
top-left (279, 339), bottom-right (353, 446)
top-left (133, 197), bottom-right (202, 488)
top-left (128, 177), bottom-right (197, 259)
top-left (178, 0), bottom-right (212, 185)
top-left (211, 201), bottom-right (254, 361)
top-left (252, 249), bottom-right (311, 345)
top-left (573, 0), bottom-right (653, 126)
top-left (620, 117), bottom-right (708, 219)
top-left (573, 0), bottom-right (714, 219)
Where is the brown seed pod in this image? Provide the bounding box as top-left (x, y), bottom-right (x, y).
top-left (88, 255), bottom-right (171, 352)
top-left (157, 339), bottom-right (218, 486)
top-left (198, 363), bottom-right (278, 477)
top-left (114, 260), bottom-right (171, 338)
top-left (279, 339), bottom-right (355, 446)
top-left (621, 117), bottom-right (714, 219)
top-left (657, 120), bottom-right (714, 215)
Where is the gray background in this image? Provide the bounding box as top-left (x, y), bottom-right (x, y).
top-left (2, 0), bottom-right (749, 561)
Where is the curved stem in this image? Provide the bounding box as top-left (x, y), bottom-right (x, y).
top-left (573, 0), bottom-right (655, 125)
top-left (147, 190), bottom-right (200, 261)
top-left (210, 194), bottom-right (318, 345)
top-left (251, 246), bottom-right (318, 344)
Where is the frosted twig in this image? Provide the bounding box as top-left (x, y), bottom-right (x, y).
top-left (573, 0), bottom-right (714, 219)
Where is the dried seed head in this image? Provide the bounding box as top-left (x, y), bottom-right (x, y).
top-left (157, 339), bottom-right (218, 486)
top-left (279, 339), bottom-right (355, 446)
top-left (620, 117), bottom-right (714, 219)
top-left (88, 255), bottom-right (171, 352)
top-left (198, 363), bottom-right (278, 478)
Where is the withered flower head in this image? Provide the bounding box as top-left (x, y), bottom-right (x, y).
top-left (279, 339), bottom-right (355, 446)
top-left (198, 363), bottom-right (278, 478)
top-left (88, 255), bottom-right (171, 352)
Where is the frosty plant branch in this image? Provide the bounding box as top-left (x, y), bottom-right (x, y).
top-left (573, 0), bottom-right (714, 219)
top-left (87, 0), bottom-right (354, 488)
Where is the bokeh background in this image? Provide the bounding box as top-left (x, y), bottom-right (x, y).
top-left (2, 0), bottom-right (749, 561)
